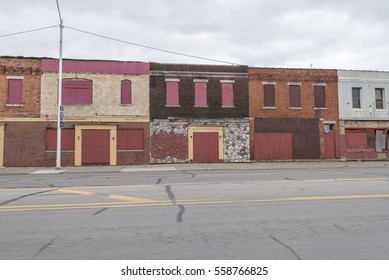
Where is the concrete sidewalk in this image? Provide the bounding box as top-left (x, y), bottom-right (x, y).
top-left (0, 160), bottom-right (388, 175)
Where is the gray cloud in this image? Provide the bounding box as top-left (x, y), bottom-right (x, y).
top-left (1, 0), bottom-right (388, 70)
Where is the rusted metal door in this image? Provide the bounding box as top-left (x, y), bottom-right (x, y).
top-left (255, 133), bottom-right (293, 160)
top-left (193, 132), bottom-right (219, 163)
top-left (324, 131), bottom-right (336, 159)
top-left (82, 130), bottom-right (110, 165)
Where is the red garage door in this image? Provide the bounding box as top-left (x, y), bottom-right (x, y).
top-left (255, 133), bottom-right (292, 160)
top-left (82, 130), bottom-right (110, 165)
top-left (193, 132), bottom-right (219, 163)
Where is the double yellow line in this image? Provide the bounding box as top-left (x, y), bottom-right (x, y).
top-left (1, 193), bottom-right (389, 213)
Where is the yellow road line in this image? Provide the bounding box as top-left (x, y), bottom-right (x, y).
top-left (1, 193), bottom-right (389, 213)
top-left (108, 195), bottom-right (158, 203)
top-left (1, 177), bottom-right (387, 192)
top-left (56, 189), bottom-right (94, 196)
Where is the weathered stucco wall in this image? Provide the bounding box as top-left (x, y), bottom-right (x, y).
top-left (41, 73), bottom-right (149, 117)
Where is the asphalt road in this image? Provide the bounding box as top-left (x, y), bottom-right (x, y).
top-left (1, 166), bottom-right (389, 260)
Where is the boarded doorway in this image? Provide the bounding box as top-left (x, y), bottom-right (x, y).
top-left (82, 129), bottom-right (110, 165)
top-left (254, 133), bottom-right (292, 160)
top-left (193, 132), bottom-right (219, 163)
top-left (324, 124), bottom-right (336, 159)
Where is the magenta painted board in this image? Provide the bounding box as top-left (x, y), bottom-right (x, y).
top-left (62, 80), bottom-right (93, 104)
top-left (42, 58), bottom-right (150, 75)
top-left (166, 81), bottom-right (179, 105)
top-left (7, 79), bottom-right (22, 104)
top-left (121, 80), bottom-right (132, 104)
top-left (222, 83), bottom-right (234, 107)
top-left (195, 82), bottom-right (207, 107)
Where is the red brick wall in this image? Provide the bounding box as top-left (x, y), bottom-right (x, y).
top-left (249, 68), bottom-right (340, 160)
top-left (0, 57), bottom-right (41, 116)
top-left (4, 122), bottom-right (74, 167)
top-left (151, 132), bottom-right (188, 162)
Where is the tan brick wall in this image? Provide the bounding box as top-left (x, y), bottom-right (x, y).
top-left (41, 73), bottom-right (149, 118)
top-left (0, 57), bottom-right (41, 116)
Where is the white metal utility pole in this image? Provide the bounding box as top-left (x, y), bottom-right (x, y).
top-left (55, 0), bottom-right (63, 169)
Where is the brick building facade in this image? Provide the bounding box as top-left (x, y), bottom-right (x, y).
top-left (0, 57), bottom-right (42, 167)
top-left (249, 68), bottom-right (340, 160)
top-left (1, 57), bottom-right (150, 167)
top-left (150, 63), bottom-right (250, 163)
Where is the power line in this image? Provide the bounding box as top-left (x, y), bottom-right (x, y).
top-left (65, 25), bottom-right (241, 65)
top-left (0, 25), bottom-right (58, 38)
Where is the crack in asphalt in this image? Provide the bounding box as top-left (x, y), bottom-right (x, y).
top-left (183, 171), bottom-right (196, 178)
top-left (156, 177), bottom-right (166, 185)
top-left (32, 238), bottom-right (56, 260)
top-left (333, 224), bottom-right (346, 231)
top-left (165, 185), bottom-right (176, 205)
top-left (0, 188), bottom-right (59, 206)
top-left (164, 185), bottom-right (185, 223)
top-left (93, 208), bottom-right (108, 216)
top-left (270, 235), bottom-right (302, 260)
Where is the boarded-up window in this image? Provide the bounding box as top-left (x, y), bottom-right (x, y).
top-left (7, 79), bottom-right (23, 105)
top-left (62, 80), bottom-right (93, 105)
top-left (352, 87), bottom-right (361, 109)
top-left (166, 80), bottom-right (179, 106)
top-left (117, 129), bottom-right (144, 150)
top-left (194, 82), bottom-right (207, 107)
top-left (289, 85), bottom-right (301, 107)
top-left (46, 129), bottom-right (75, 151)
top-left (121, 80), bottom-right (132, 105)
top-left (264, 84), bottom-right (275, 107)
top-left (221, 82), bottom-right (234, 107)
top-left (314, 85), bottom-right (326, 108)
top-left (375, 88), bottom-right (384, 109)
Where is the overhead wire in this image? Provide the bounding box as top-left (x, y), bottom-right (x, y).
top-left (0, 23), bottom-right (243, 65)
top-left (0, 25), bottom-right (58, 38)
top-left (65, 25), bottom-right (241, 65)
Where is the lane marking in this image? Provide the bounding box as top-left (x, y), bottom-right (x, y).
top-left (56, 189), bottom-right (94, 196)
top-left (108, 195), bottom-right (158, 203)
top-left (1, 177), bottom-right (387, 192)
top-left (1, 193), bottom-right (389, 212)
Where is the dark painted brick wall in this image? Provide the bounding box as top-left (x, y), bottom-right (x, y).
top-left (150, 63), bottom-right (249, 120)
top-left (254, 118), bottom-right (320, 159)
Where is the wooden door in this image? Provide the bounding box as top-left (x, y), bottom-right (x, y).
top-left (193, 132), bottom-right (219, 163)
top-left (82, 130), bottom-right (110, 165)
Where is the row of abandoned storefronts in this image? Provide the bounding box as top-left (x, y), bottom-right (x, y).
top-left (0, 57), bottom-right (388, 167)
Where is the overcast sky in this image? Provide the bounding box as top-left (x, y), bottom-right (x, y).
top-left (1, 0), bottom-right (388, 70)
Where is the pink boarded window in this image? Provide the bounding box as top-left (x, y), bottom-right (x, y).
top-left (121, 80), bottom-right (132, 105)
top-left (195, 81), bottom-right (207, 107)
top-left (7, 79), bottom-right (23, 105)
top-left (117, 129), bottom-right (144, 150)
top-left (166, 80), bottom-right (179, 106)
top-left (221, 82), bottom-right (234, 107)
top-left (62, 80), bottom-right (93, 105)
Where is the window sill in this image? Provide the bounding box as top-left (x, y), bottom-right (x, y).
top-left (222, 106), bottom-right (235, 108)
top-left (263, 106), bottom-right (277, 110)
top-left (120, 104), bottom-right (133, 106)
top-left (352, 108), bottom-right (363, 111)
top-left (288, 107), bottom-right (302, 110)
top-left (6, 104), bottom-right (23, 107)
top-left (314, 107), bottom-right (327, 110)
top-left (166, 105), bottom-right (181, 107)
top-left (194, 105), bottom-right (208, 108)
